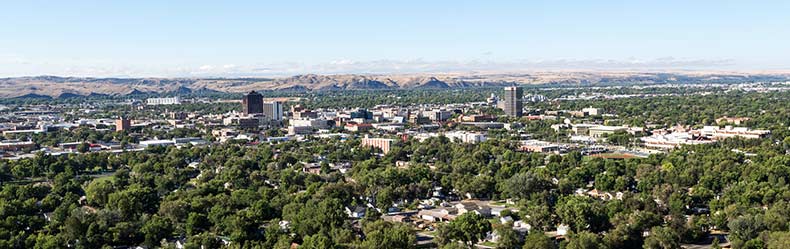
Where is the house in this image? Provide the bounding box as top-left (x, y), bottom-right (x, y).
top-left (432, 187), bottom-right (445, 199)
top-left (486, 230), bottom-right (501, 243)
top-left (490, 206), bottom-right (511, 217)
top-left (514, 220), bottom-right (532, 233)
top-left (455, 202), bottom-right (491, 217)
top-left (418, 203), bottom-right (434, 210)
top-left (384, 214), bottom-right (410, 223)
top-left (387, 207), bottom-right (400, 213)
top-left (587, 189), bottom-right (615, 200)
top-left (279, 220), bottom-right (291, 230)
top-left (330, 162), bottom-right (352, 174)
top-left (556, 224), bottom-right (569, 236)
top-left (302, 163), bottom-right (322, 174)
top-left (346, 206), bottom-right (366, 218)
top-left (418, 208), bottom-right (457, 222)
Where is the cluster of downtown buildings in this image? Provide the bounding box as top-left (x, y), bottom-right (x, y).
top-left (0, 86), bottom-right (776, 160)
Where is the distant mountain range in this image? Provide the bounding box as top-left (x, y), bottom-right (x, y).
top-left (1, 72), bottom-right (788, 98)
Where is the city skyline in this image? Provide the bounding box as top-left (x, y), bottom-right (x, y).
top-left (2, 1), bottom-right (790, 77)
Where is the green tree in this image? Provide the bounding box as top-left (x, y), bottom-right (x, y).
top-left (783, 136), bottom-right (790, 153)
top-left (106, 184), bottom-right (158, 219)
top-left (185, 232), bottom-right (222, 249)
top-left (556, 196), bottom-right (610, 233)
top-left (77, 142), bottom-right (90, 153)
top-left (604, 211), bottom-right (662, 248)
top-left (521, 205), bottom-right (553, 232)
top-left (728, 215), bottom-right (765, 248)
top-left (301, 234), bottom-right (333, 249)
top-left (435, 223), bottom-right (455, 247)
top-left (84, 178), bottom-right (115, 207)
top-left (186, 213), bottom-right (209, 236)
top-left (501, 172), bottom-right (548, 200)
top-left (566, 232), bottom-right (606, 249)
top-left (495, 223), bottom-right (522, 249)
top-left (360, 220), bottom-right (416, 249)
top-left (767, 231), bottom-right (790, 249)
top-left (643, 226), bottom-right (680, 249)
top-left (453, 212), bottom-right (492, 246)
top-left (522, 232), bottom-right (556, 249)
top-left (711, 237), bottom-right (721, 249)
top-left (441, 242), bottom-right (470, 249)
top-left (438, 212), bottom-right (492, 246)
top-left (33, 233), bottom-right (62, 249)
top-left (142, 215), bottom-right (173, 247)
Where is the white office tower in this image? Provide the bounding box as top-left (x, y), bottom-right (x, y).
top-left (263, 101), bottom-right (283, 121)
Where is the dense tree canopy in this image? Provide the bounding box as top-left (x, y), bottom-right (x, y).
top-left (1, 87), bottom-right (789, 248)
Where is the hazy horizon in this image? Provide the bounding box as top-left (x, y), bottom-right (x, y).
top-left (2, 1), bottom-right (789, 77)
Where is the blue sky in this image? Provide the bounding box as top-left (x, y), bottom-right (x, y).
top-left (1, 1), bottom-right (789, 77)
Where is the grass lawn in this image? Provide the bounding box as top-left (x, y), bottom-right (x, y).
top-left (480, 241), bottom-right (496, 247)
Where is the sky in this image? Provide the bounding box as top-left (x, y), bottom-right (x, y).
top-left (1, 0), bottom-right (789, 77)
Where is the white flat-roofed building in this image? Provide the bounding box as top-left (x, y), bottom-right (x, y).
top-left (582, 107), bottom-right (600, 116)
top-left (2, 127), bottom-right (47, 136)
top-left (0, 140), bottom-right (35, 151)
top-left (588, 125), bottom-right (628, 138)
top-left (146, 97), bottom-right (181, 105)
top-left (445, 131), bottom-right (487, 144)
top-left (139, 139), bottom-right (176, 147)
top-left (373, 123), bottom-right (405, 132)
top-left (519, 140), bottom-right (560, 153)
top-left (173, 137), bottom-right (207, 146)
top-left (289, 119), bottom-right (331, 129)
top-left (699, 126), bottom-right (771, 140)
top-left (640, 132), bottom-right (714, 149)
top-left (413, 131), bottom-right (486, 144)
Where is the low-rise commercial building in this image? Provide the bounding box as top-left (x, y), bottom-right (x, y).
top-left (146, 97), bottom-right (181, 105)
top-left (640, 133), bottom-right (714, 149)
top-left (699, 126), bottom-right (771, 140)
top-left (361, 136), bottom-right (396, 154)
top-left (519, 140), bottom-right (561, 153)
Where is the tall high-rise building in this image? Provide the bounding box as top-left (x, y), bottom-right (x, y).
top-left (116, 117), bottom-right (131, 131)
top-left (242, 91), bottom-right (264, 115)
top-left (263, 101), bottom-right (284, 121)
top-left (350, 108), bottom-right (373, 119)
top-left (503, 86), bottom-right (523, 117)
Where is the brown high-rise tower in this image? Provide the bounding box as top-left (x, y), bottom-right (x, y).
top-left (504, 86), bottom-right (523, 117)
top-left (116, 117), bottom-right (131, 131)
top-left (242, 91), bottom-right (264, 115)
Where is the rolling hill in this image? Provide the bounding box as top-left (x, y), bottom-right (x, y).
top-left (1, 71), bottom-right (787, 98)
